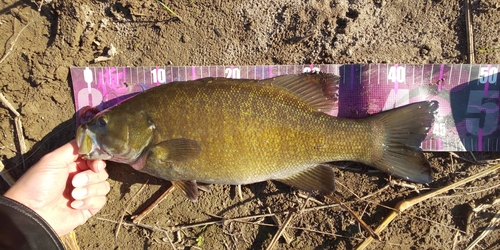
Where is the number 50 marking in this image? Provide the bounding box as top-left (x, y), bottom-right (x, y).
top-left (466, 90), bottom-right (499, 136)
top-left (479, 66), bottom-right (498, 84)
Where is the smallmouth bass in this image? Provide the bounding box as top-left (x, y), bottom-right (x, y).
top-left (76, 73), bottom-right (438, 201)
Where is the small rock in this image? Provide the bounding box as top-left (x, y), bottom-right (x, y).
top-left (10, 8), bottom-right (30, 24)
top-left (107, 44), bottom-right (117, 57)
top-left (345, 48), bottom-right (353, 56)
top-left (420, 45), bottom-right (431, 56)
top-left (181, 34), bottom-right (191, 43)
top-left (55, 66), bottom-right (69, 81)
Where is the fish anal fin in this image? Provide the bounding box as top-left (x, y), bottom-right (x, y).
top-left (172, 180), bottom-right (199, 202)
top-left (153, 138), bottom-right (202, 162)
top-left (196, 182), bottom-right (212, 193)
top-left (277, 164), bottom-right (335, 195)
top-left (263, 73), bottom-right (340, 112)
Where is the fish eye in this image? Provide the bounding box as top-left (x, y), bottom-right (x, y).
top-left (97, 117), bottom-right (107, 127)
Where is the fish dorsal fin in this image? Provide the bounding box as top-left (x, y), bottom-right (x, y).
top-left (153, 138), bottom-right (202, 162)
top-left (277, 164), bottom-right (335, 194)
top-left (172, 180), bottom-right (199, 202)
top-left (263, 73), bottom-right (340, 112)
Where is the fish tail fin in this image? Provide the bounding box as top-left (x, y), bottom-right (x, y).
top-left (367, 101), bottom-right (439, 183)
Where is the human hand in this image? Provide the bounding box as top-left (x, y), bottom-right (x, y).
top-left (4, 139), bottom-right (110, 236)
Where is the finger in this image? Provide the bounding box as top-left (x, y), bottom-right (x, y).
top-left (70, 195), bottom-right (107, 213)
top-left (72, 181), bottom-right (110, 200)
top-left (72, 169), bottom-right (109, 187)
top-left (87, 160), bottom-right (106, 173)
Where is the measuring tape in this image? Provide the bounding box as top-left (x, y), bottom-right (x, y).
top-left (70, 64), bottom-right (500, 152)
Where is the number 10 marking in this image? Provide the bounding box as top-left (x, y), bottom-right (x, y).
top-left (151, 68), bottom-right (166, 83)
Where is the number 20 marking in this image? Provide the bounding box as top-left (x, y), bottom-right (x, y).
top-left (303, 67), bottom-right (320, 73)
top-left (225, 68), bottom-right (240, 79)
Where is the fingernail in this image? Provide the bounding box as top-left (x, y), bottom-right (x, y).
top-left (71, 200), bottom-right (84, 208)
top-left (72, 188), bottom-right (88, 199)
top-left (72, 174), bottom-right (89, 187)
top-left (97, 161), bottom-right (105, 172)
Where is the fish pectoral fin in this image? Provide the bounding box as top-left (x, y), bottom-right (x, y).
top-left (154, 138), bottom-right (202, 162)
top-left (172, 180), bottom-right (200, 202)
top-left (277, 164), bottom-right (335, 195)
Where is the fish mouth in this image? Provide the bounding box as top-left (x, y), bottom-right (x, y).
top-left (76, 124), bottom-right (113, 160)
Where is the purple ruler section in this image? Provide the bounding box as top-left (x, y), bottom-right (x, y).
top-left (70, 64), bottom-right (500, 152)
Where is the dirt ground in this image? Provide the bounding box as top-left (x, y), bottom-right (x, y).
top-left (1, 0), bottom-right (500, 249)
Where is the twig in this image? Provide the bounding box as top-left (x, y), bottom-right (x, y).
top-left (464, 0), bottom-right (475, 64)
top-left (465, 209), bottom-right (500, 250)
top-left (33, 0), bottom-right (45, 11)
top-left (389, 179), bottom-right (421, 194)
top-left (156, 0), bottom-right (191, 27)
top-left (0, 18), bottom-right (33, 65)
top-left (266, 207), bottom-right (293, 244)
top-left (335, 179), bottom-right (362, 199)
top-left (0, 92), bottom-right (20, 116)
top-left (0, 91), bottom-right (26, 175)
top-left (0, 161), bottom-right (15, 187)
top-left (450, 152), bottom-right (455, 169)
top-left (59, 230), bottom-right (81, 250)
top-left (469, 152), bottom-right (478, 163)
top-left (359, 184), bottom-right (390, 200)
top-left (356, 163), bottom-right (500, 249)
top-left (435, 183), bottom-right (500, 199)
top-left (297, 192), bottom-right (325, 205)
top-left (116, 180), bottom-right (149, 241)
top-left (240, 220), bottom-right (368, 242)
top-left (163, 230), bottom-right (176, 250)
top-left (131, 184), bottom-right (175, 223)
top-left (96, 214), bottom-right (366, 242)
top-left (14, 116), bottom-right (26, 169)
top-left (479, 47), bottom-right (500, 53)
top-left (327, 194), bottom-right (380, 240)
top-left (465, 197), bottom-right (500, 234)
top-left (472, 198), bottom-right (500, 213)
top-left (265, 208), bottom-right (296, 250)
top-left (449, 152), bottom-right (487, 165)
top-left (452, 231), bottom-right (460, 250)
top-left (267, 192), bottom-right (313, 249)
top-left (97, 217), bottom-right (171, 234)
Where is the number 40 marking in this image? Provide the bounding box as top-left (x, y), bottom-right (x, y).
top-left (388, 66), bottom-right (406, 83)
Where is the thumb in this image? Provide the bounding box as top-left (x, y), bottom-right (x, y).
top-left (38, 140), bottom-right (80, 170)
